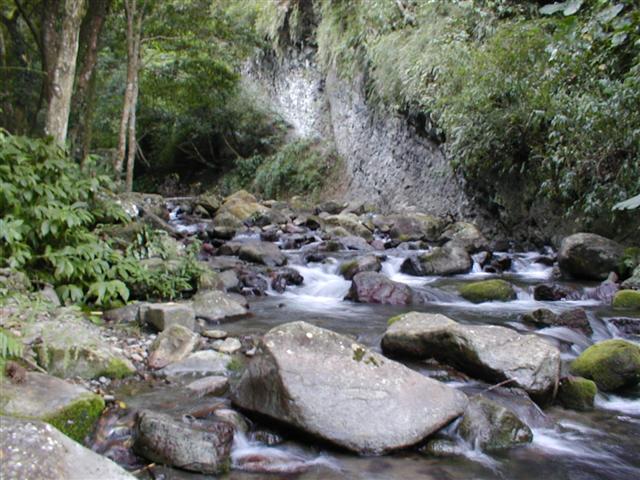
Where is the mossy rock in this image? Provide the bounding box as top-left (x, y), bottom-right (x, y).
top-left (612, 290), bottom-right (640, 311)
top-left (0, 372), bottom-right (105, 443)
top-left (571, 339), bottom-right (640, 392)
top-left (459, 279), bottom-right (516, 303)
top-left (387, 314), bottom-right (404, 326)
top-left (558, 376), bottom-right (597, 411)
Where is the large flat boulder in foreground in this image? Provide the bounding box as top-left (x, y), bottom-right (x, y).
top-left (0, 416), bottom-right (134, 480)
top-left (382, 312), bottom-right (560, 402)
top-left (232, 321), bottom-right (467, 454)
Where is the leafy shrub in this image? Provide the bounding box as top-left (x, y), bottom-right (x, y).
top-left (0, 132), bottom-right (133, 306)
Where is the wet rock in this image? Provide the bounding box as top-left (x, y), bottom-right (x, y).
top-left (382, 312), bottom-right (560, 401)
top-left (0, 373), bottom-right (105, 442)
top-left (144, 303), bottom-right (196, 331)
top-left (401, 245), bottom-right (472, 276)
top-left (606, 318), bottom-right (640, 340)
top-left (148, 324), bottom-right (199, 370)
top-left (458, 396), bottom-right (533, 451)
top-left (339, 255), bottom-right (382, 280)
top-left (324, 213), bottom-right (373, 240)
top-left (558, 233), bottom-right (623, 281)
top-left (521, 308), bottom-right (592, 335)
top-left (215, 190), bottom-right (268, 223)
top-left (159, 351), bottom-right (232, 379)
top-left (207, 225), bottom-right (236, 240)
top-left (270, 267), bottom-right (304, 293)
top-left (420, 439), bottom-right (466, 457)
top-left (533, 284), bottom-right (574, 301)
top-left (192, 290), bottom-right (248, 322)
top-left (251, 430), bottom-right (285, 445)
top-left (215, 337), bottom-right (242, 354)
top-left (588, 274), bottom-right (620, 303)
top-left (253, 209), bottom-right (290, 227)
top-left (117, 192), bottom-right (165, 219)
top-left (231, 321), bottom-right (467, 454)
top-left (570, 339), bottom-right (640, 392)
top-left (388, 214), bottom-right (444, 242)
top-left (238, 241), bottom-right (287, 267)
top-left (27, 310), bottom-right (135, 380)
top-left (558, 376), bottom-right (597, 411)
top-left (214, 408), bottom-right (249, 433)
top-left (340, 235), bottom-right (374, 251)
top-left (133, 410), bottom-right (233, 474)
top-left (186, 376), bottom-right (229, 397)
top-left (237, 269), bottom-right (269, 296)
top-left (612, 290), bottom-right (640, 311)
top-left (439, 222), bottom-right (488, 253)
top-left (345, 271), bottom-right (413, 305)
top-left (316, 200), bottom-right (348, 215)
top-left (0, 417), bottom-right (134, 479)
top-left (459, 279), bottom-right (516, 303)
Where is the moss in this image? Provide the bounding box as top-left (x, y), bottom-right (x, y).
top-left (558, 376), bottom-right (597, 411)
top-left (101, 357), bottom-right (135, 379)
top-left (43, 393), bottom-right (105, 443)
top-left (459, 279), bottom-right (516, 303)
top-left (612, 290), bottom-right (640, 311)
top-left (339, 260), bottom-right (358, 278)
top-left (227, 357), bottom-right (245, 373)
top-left (387, 314), bottom-right (404, 326)
top-left (571, 339), bottom-right (640, 392)
top-left (352, 346), bottom-right (366, 362)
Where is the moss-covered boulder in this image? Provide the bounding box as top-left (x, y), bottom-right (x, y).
top-left (558, 233), bottom-right (623, 280)
top-left (215, 190), bottom-right (268, 222)
top-left (388, 214), bottom-right (445, 242)
top-left (612, 290), bottom-right (640, 311)
top-left (459, 279), bottom-right (516, 303)
top-left (571, 339), bottom-right (640, 391)
top-left (339, 255), bottom-right (382, 280)
top-left (26, 309), bottom-right (135, 380)
top-left (557, 376), bottom-right (597, 411)
top-left (401, 245), bottom-right (472, 276)
top-left (0, 372), bottom-right (104, 442)
top-left (458, 396), bottom-right (533, 451)
top-left (324, 213), bottom-right (373, 240)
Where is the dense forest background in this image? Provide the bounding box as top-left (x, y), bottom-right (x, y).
top-left (1, 0), bottom-right (639, 219)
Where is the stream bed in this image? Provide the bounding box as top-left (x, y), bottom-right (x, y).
top-left (99, 217), bottom-right (639, 480)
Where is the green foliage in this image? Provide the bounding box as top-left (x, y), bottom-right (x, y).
top-left (0, 328), bottom-right (23, 363)
top-left (0, 132), bottom-right (132, 306)
top-left (253, 140), bottom-right (338, 199)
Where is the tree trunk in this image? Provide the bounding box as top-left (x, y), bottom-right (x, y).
top-left (44, 0), bottom-right (86, 144)
top-left (114, 0), bottom-right (137, 179)
top-left (124, 5), bottom-right (142, 192)
top-left (41, 0), bottom-right (61, 110)
top-left (69, 0), bottom-right (110, 161)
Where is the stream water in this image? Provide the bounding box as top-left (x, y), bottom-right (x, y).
top-left (104, 222), bottom-right (640, 480)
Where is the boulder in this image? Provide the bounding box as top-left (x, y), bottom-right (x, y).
top-left (144, 302), bottom-right (195, 331)
top-left (0, 373), bottom-right (104, 442)
top-left (401, 245), bottom-right (472, 276)
top-left (558, 233), bottom-right (623, 280)
top-left (238, 241), bottom-right (287, 267)
top-left (521, 308), bottom-right (592, 335)
top-left (345, 272), bottom-right (413, 305)
top-left (215, 190), bottom-right (268, 222)
top-left (26, 310), bottom-right (135, 380)
top-left (557, 376), bottom-right (597, 411)
top-left (622, 265), bottom-right (640, 290)
top-left (570, 339), bottom-right (640, 391)
top-left (0, 417), bottom-right (134, 479)
top-left (612, 290), bottom-right (640, 311)
top-left (439, 222), bottom-right (488, 253)
top-left (316, 200), bottom-right (347, 215)
top-left (324, 214), bottom-right (373, 240)
top-left (231, 322), bottom-right (467, 454)
top-left (459, 279), bottom-right (516, 303)
top-left (214, 337), bottom-right (242, 354)
top-left (388, 214), bottom-right (444, 242)
top-left (186, 376), bottom-right (229, 397)
top-left (103, 302), bottom-right (146, 324)
top-left (458, 396), bottom-right (533, 451)
top-left (339, 255), bottom-right (382, 280)
top-left (195, 192), bottom-right (222, 214)
top-left (159, 350), bottom-right (233, 379)
top-left (382, 312), bottom-right (560, 401)
top-left (133, 410), bottom-right (233, 474)
top-left (532, 284), bottom-right (574, 301)
top-left (148, 324), bottom-right (199, 370)
top-left (270, 267), bottom-right (304, 293)
top-left (192, 290), bottom-right (248, 322)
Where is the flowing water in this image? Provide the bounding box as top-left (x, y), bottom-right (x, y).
top-left (104, 234), bottom-right (640, 480)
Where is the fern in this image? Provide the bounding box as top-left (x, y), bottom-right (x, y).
top-left (0, 328), bottom-right (24, 374)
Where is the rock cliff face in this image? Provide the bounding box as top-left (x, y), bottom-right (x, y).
top-left (244, 46), bottom-right (480, 222)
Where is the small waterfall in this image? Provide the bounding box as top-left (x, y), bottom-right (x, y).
top-left (231, 431), bottom-right (337, 474)
top-left (281, 261), bottom-right (351, 300)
